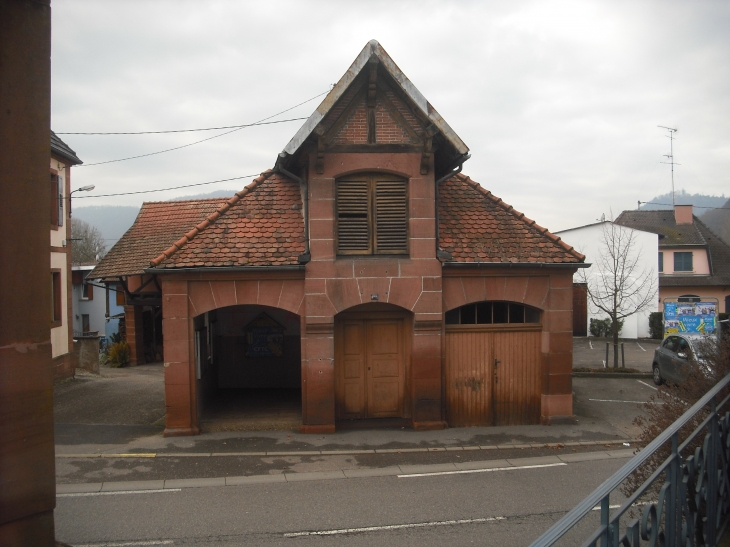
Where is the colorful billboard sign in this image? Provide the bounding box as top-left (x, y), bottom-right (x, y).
top-left (663, 300), bottom-right (717, 337)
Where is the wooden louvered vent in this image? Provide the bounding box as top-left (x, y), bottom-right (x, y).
top-left (336, 174), bottom-right (408, 255)
top-left (375, 178), bottom-right (407, 253)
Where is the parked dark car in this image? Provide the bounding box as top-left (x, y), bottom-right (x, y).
top-left (652, 334), bottom-right (711, 385)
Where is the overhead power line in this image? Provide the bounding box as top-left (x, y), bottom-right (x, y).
top-left (57, 116), bottom-right (307, 135)
top-left (73, 173), bottom-right (260, 198)
top-left (76, 89), bottom-right (329, 167)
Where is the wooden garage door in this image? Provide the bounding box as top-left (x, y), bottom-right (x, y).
top-left (445, 329), bottom-right (542, 426)
top-left (336, 318), bottom-right (405, 419)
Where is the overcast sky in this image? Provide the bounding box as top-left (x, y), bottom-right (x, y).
top-left (52, 0), bottom-right (730, 232)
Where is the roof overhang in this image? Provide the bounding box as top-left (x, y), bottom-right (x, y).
top-left (443, 262), bottom-right (590, 269)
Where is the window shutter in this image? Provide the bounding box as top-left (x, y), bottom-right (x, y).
top-left (374, 177), bottom-right (407, 253)
top-left (51, 174), bottom-right (59, 226)
top-left (337, 178), bottom-right (371, 253)
top-left (58, 176), bottom-right (64, 227)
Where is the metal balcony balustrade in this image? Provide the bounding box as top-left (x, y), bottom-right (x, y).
top-left (530, 372), bottom-right (730, 547)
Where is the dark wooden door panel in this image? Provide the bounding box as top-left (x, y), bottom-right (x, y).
top-left (444, 331), bottom-right (494, 427)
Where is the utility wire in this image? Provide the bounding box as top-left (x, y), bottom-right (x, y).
top-left (76, 89), bottom-right (329, 167)
top-left (73, 174), bottom-right (260, 198)
top-left (58, 116), bottom-right (307, 135)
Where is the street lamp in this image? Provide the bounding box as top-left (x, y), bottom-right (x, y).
top-left (69, 184), bottom-right (95, 217)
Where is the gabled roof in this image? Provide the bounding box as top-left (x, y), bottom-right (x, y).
top-left (90, 198), bottom-right (229, 279)
top-left (51, 131), bottom-right (82, 165)
top-left (149, 171), bottom-right (304, 269)
top-left (280, 40), bottom-right (468, 172)
top-left (439, 174), bottom-right (585, 264)
top-left (615, 210), bottom-right (706, 246)
top-left (615, 210), bottom-right (730, 287)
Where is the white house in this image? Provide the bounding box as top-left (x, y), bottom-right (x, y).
top-left (556, 221), bottom-right (659, 339)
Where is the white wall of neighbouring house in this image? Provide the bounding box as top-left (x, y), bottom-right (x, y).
top-left (558, 222), bottom-right (659, 339)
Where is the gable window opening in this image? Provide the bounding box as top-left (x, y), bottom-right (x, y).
top-left (82, 279), bottom-right (93, 300)
top-left (445, 302), bottom-right (541, 325)
top-left (674, 251), bottom-right (693, 272)
top-left (336, 173), bottom-right (408, 256)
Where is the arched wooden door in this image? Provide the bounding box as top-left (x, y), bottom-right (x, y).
top-left (335, 309), bottom-right (408, 420)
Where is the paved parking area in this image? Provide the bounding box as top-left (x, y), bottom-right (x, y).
top-left (573, 337), bottom-right (659, 371)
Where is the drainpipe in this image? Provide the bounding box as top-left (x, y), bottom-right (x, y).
top-left (434, 154), bottom-right (471, 261)
top-left (274, 152), bottom-right (310, 264)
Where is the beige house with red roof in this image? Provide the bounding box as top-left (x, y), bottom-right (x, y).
top-left (92, 41), bottom-right (586, 435)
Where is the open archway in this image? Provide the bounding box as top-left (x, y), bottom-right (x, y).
top-left (194, 304), bottom-right (302, 431)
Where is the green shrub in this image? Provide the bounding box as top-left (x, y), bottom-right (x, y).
top-left (589, 317), bottom-right (624, 338)
top-left (107, 341), bottom-right (130, 368)
top-left (649, 312), bottom-right (663, 339)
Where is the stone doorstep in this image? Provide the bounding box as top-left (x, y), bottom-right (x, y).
top-left (56, 448), bottom-right (636, 494)
top-left (55, 438), bottom-right (633, 459)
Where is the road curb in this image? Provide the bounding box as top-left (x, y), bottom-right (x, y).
top-left (55, 448), bottom-right (638, 494)
top-left (55, 438), bottom-right (635, 459)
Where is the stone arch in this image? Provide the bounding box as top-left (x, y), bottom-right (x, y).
top-left (187, 278), bottom-right (305, 318)
top-left (442, 275), bottom-right (550, 313)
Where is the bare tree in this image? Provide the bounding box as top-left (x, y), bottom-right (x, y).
top-left (71, 218), bottom-right (107, 265)
top-left (578, 221), bottom-right (657, 368)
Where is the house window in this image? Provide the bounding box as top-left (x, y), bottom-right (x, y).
top-left (658, 252), bottom-right (663, 273)
top-left (674, 252), bottom-right (693, 272)
top-left (51, 271), bottom-right (62, 323)
top-left (445, 302), bottom-right (541, 325)
top-left (51, 173), bottom-right (63, 228)
top-left (336, 173), bottom-right (408, 255)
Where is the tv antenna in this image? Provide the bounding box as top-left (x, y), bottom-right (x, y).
top-left (658, 126), bottom-right (679, 205)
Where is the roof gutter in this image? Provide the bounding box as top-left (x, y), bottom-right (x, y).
top-left (443, 261), bottom-right (591, 269)
top-left (144, 265), bottom-right (305, 275)
top-left (435, 154), bottom-right (471, 262)
top-left (274, 153), bottom-right (311, 264)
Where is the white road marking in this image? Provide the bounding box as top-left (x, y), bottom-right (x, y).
top-left (636, 342), bottom-right (646, 352)
top-left (76, 541), bottom-right (174, 547)
top-left (588, 399), bottom-right (650, 403)
top-left (58, 489), bottom-right (181, 498)
top-left (592, 504), bottom-right (621, 511)
top-left (637, 379), bottom-right (658, 391)
top-left (398, 462), bottom-right (566, 478)
top-left (284, 516), bottom-right (506, 537)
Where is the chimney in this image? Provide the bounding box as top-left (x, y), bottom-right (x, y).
top-left (674, 204), bottom-right (693, 225)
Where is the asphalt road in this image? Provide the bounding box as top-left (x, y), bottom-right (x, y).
top-left (55, 457), bottom-right (628, 547)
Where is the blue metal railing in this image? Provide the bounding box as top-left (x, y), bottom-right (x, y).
top-left (530, 373), bottom-right (730, 547)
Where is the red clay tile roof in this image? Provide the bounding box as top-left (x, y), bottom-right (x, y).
top-left (439, 174), bottom-right (585, 264)
top-left (150, 170), bottom-right (305, 269)
top-left (90, 198), bottom-right (229, 279)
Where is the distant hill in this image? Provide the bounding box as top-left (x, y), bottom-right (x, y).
top-left (639, 190), bottom-right (727, 211)
top-left (73, 188), bottom-right (240, 249)
top-left (73, 206), bottom-right (140, 250)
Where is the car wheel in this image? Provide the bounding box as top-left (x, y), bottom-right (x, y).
top-left (653, 364), bottom-right (663, 386)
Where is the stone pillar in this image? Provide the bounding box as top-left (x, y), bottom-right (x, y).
top-left (161, 279), bottom-right (198, 436)
top-left (0, 1), bottom-right (56, 544)
top-left (124, 305), bottom-right (145, 366)
top-left (540, 273), bottom-right (576, 423)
